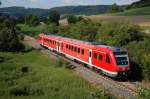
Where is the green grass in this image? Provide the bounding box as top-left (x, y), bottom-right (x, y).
top-left (110, 6), bottom-right (150, 16)
top-left (17, 24), bottom-right (45, 37)
top-left (0, 45), bottom-right (115, 99)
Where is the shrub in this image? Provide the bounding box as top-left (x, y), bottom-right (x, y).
top-left (44, 24), bottom-right (59, 34)
top-left (9, 86), bottom-right (44, 96)
top-left (58, 20), bottom-right (101, 41)
top-left (142, 54), bottom-right (150, 81)
top-left (138, 87), bottom-right (150, 99)
top-left (0, 17), bottom-right (25, 52)
top-left (21, 66), bottom-right (29, 73)
top-left (67, 15), bottom-right (78, 24)
top-left (97, 22), bottom-right (143, 46)
top-left (25, 14), bottom-right (40, 26)
top-left (10, 86), bottom-right (30, 96)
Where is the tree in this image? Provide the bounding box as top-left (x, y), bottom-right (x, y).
top-left (17, 16), bottom-right (25, 24)
top-left (24, 14), bottom-right (39, 26)
top-left (48, 10), bottom-right (60, 26)
top-left (67, 15), bottom-right (84, 24)
top-left (108, 3), bottom-right (123, 13)
top-left (67, 15), bottom-right (78, 24)
top-left (30, 15), bottom-right (39, 26)
top-left (0, 17), bottom-right (24, 52)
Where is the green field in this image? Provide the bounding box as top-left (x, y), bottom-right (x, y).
top-left (112, 6), bottom-right (150, 16)
top-left (0, 45), bottom-right (115, 99)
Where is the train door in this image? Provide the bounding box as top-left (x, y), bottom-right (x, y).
top-left (89, 49), bottom-right (92, 65)
top-left (56, 42), bottom-right (61, 53)
top-left (59, 42), bottom-right (61, 53)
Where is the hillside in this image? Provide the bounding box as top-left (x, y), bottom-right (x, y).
top-left (112, 6), bottom-right (150, 16)
top-left (0, 5), bottom-right (111, 18)
top-left (0, 7), bottom-right (49, 18)
top-left (50, 5), bottom-right (111, 15)
top-left (0, 45), bottom-right (115, 99)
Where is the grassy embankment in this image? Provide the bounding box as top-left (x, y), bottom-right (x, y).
top-left (110, 6), bottom-right (150, 16)
top-left (0, 45), bottom-right (115, 99)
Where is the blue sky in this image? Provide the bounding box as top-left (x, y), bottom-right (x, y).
top-left (0, 0), bottom-right (140, 9)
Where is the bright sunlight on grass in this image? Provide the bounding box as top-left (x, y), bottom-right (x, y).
top-left (0, 45), bottom-right (115, 99)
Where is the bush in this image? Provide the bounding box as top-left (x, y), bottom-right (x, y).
top-left (142, 54), bottom-right (150, 81)
top-left (126, 37), bottom-right (150, 80)
top-left (25, 15), bottom-right (40, 26)
top-left (67, 15), bottom-right (78, 24)
top-left (44, 24), bottom-right (59, 34)
top-left (138, 87), bottom-right (150, 99)
top-left (97, 22), bottom-right (143, 46)
top-left (0, 17), bottom-right (25, 52)
top-left (58, 20), bottom-right (101, 41)
top-left (67, 15), bottom-right (85, 24)
top-left (9, 86), bottom-right (44, 96)
top-left (21, 66), bottom-right (29, 73)
top-left (10, 86), bottom-right (30, 96)
top-left (89, 89), bottom-right (116, 99)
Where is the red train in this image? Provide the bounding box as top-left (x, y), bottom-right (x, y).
top-left (38, 33), bottom-right (130, 78)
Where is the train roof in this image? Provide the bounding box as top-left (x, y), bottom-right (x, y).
top-left (40, 33), bottom-right (127, 52)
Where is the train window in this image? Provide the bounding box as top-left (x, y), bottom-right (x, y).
top-left (99, 54), bottom-right (102, 60)
top-left (94, 53), bottom-right (97, 59)
top-left (69, 45), bottom-right (70, 50)
top-left (72, 46), bottom-right (74, 51)
top-left (78, 48), bottom-right (80, 53)
top-left (71, 46), bottom-right (73, 51)
top-left (74, 47), bottom-right (77, 52)
top-left (106, 54), bottom-right (110, 63)
top-left (81, 49), bottom-right (84, 55)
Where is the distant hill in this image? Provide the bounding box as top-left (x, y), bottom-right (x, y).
top-left (112, 6), bottom-right (150, 16)
top-left (50, 5), bottom-right (111, 15)
top-left (0, 7), bottom-right (49, 18)
top-left (0, 5), bottom-right (111, 18)
top-left (128, 0), bottom-right (150, 9)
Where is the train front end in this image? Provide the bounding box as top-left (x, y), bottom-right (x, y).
top-left (113, 49), bottom-right (130, 78)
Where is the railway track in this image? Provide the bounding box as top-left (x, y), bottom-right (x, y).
top-left (24, 35), bottom-right (138, 99)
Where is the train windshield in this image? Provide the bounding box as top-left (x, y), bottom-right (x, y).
top-left (113, 51), bottom-right (128, 66)
top-left (115, 57), bottom-right (128, 66)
